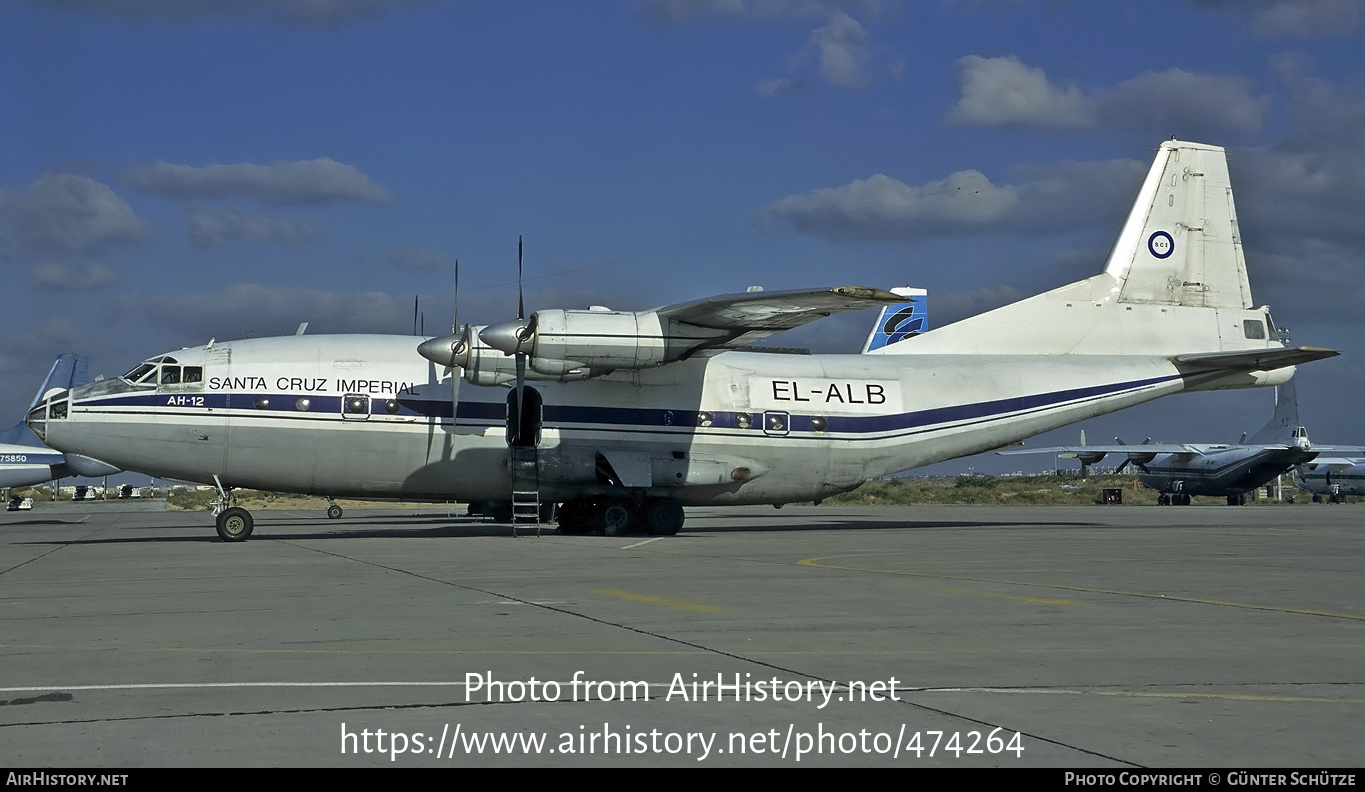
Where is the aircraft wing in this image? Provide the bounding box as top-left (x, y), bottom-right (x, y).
top-left (1173, 346), bottom-right (1338, 371)
top-left (998, 444), bottom-right (1207, 457)
top-left (1301, 458), bottom-right (1363, 469)
top-left (656, 286), bottom-right (905, 354)
top-left (1299, 447), bottom-right (1365, 459)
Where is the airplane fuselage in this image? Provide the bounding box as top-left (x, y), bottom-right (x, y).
top-left (1293, 461), bottom-right (1365, 497)
top-left (34, 334), bottom-right (1222, 506)
top-left (1133, 446), bottom-right (1315, 497)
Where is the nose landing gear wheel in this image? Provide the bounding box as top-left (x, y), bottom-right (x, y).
top-left (326, 503), bottom-right (343, 519)
top-left (216, 507), bottom-right (254, 542)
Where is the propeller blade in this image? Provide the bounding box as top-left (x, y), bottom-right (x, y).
top-left (513, 237), bottom-right (527, 446)
top-left (451, 259), bottom-right (460, 427)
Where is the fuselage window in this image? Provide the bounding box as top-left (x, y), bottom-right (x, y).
top-left (1243, 320), bottom-right (1266, 340)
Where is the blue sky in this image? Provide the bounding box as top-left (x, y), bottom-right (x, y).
top-left (3, 0), bottom-right (1364, 475)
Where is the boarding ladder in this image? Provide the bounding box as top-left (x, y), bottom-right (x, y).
top-left (509, 445), bottom-right (542, 537)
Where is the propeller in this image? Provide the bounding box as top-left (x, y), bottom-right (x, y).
top-left (449, 260), bottom-right (460, 426)
top-left (414, 260), bottom-right (466, 427)
top-left (513, 237), bottom-right (528, 445)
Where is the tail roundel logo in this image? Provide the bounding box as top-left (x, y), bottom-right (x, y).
top-left (1148, 230), bottom-right (1174, 259)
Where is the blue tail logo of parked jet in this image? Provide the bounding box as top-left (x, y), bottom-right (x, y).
top-left (862, 288), bottom-right (928, 353)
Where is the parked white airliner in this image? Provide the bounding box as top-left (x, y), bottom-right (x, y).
top-left (29, 141), bottom-right (1335, 540)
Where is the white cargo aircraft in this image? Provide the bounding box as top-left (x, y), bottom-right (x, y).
top-left (29, 140), bottom-right (1335, 540)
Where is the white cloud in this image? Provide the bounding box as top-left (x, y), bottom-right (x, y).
top-left (756, 77), bottom-right (808, 96)
top-left (186, 206), bottom-right (325, 248)
top-left (760, 158), bottom-right (1145, 241)
top-left (804, 12), bottom-right (871, 89)
top-left (29, 261), bottom-right (120, 291)
top-left (123, 158), bottom-right (393, 205)
top-left (642, 0), bottom-right (886, 90)
top-left (946, 56), bottom-right (1269, 138)
top-left (0, 173), bottom-right (152, 254)
top-left (351, 244), bottom-right (451, 273)
top-left (1194, 0), bottom-right (1363, 37)
top-left (946, 56), bottom-right (1093, 128)
top-left (1097, 69), bottom-right (1270, 138)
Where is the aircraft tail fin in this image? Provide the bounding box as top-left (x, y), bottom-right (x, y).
top-left (861, 288), bottom-right (927, 353)
top-left (881, 140), bottom-right (1298, 371)
top-left (1247, 376), bottom-right (1302, 445)
top-left (1099, 140), bottom-right (1253, 310)
top-left (0, 354), bottom-right (89, 446)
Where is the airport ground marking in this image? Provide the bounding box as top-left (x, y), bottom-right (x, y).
top-left (797, 554), bottom-right (1365, 622)
top-left (620, 537), bottom-right (662, 550)
top-left (0, 642), bottom-right (709, 656)
top-left (595, 588), bottom-right (722, 613)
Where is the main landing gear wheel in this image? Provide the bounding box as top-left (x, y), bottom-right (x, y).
top-left (600, 500), bottom-right (634, 537)
top-left (216, 507), bottom-right (254, 542)
top-left (326, 503), bottom-right (343, 519)
top-left (645, 498), bottom-right (685, 536)
top-left (555, 500), bottom-right (587, 535)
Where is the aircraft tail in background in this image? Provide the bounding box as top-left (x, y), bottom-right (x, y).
top-left (1246, 377), bottom-right (1303, 446)
top-left (861, 287), bottom-right (927, 353)
top-left (1, 354), bottom-right (89, 446)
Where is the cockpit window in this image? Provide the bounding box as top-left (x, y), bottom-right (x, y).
top-left (122, 356), bottom-right (197, 387)
top-left (123, 363), bottom-right (157, 383)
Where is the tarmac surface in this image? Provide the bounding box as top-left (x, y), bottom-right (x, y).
top-left (1, 500), bottom-right (1361, 768)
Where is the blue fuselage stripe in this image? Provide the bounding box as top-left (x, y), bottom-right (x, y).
top-left (72, 374), bottom-right (1179, 437)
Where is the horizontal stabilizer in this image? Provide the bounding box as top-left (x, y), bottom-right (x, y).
top-left (1173, 346), bottom-right (1337, 372)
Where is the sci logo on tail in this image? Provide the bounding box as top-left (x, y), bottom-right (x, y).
top-left (862, 288), bottom-right (928, 353)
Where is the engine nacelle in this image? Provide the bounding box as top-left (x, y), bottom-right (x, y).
top-left (416, 325), bottom-right (592, 386)
top-left (461, 343), bottom-right (592, 386)
top-left (528, 309), bottom-right (666, 376)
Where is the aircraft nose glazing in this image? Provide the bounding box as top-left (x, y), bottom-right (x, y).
top-left (25, 403), bottom-right (47, 441)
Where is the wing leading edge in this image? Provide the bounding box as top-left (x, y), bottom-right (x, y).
top-left (656, 285), bottom-right (905, 356)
